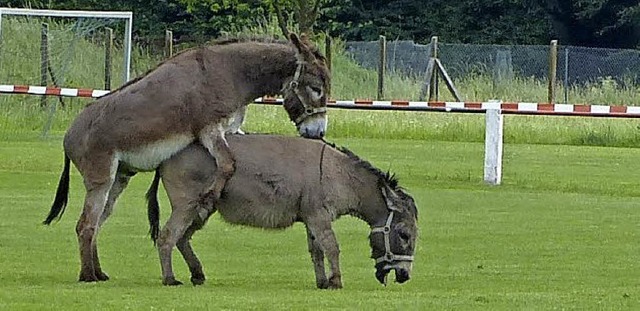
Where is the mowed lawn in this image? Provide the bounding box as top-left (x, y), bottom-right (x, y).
top-left (0, 137), bottom-right (639, 310)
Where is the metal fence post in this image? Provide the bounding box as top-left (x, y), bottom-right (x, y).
top-left (104, 27), bottom-right (113, 90)
top-left (40, 22), bottom-right (48, 107)
top-left (564, 47), bottom-right (569, 104)
top-left (165, 29), bottom-right (173, 58)
top-left (429, 36), bottom-right (438, 101)
top-left (548, 40), bottom-right (558, 104)
top-left (377, 35), bottom-right (386, 100)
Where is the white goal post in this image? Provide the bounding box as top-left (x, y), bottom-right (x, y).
top-left (0, 7), bottom-right (133, 82)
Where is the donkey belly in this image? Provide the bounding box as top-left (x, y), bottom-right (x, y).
top-left (217, 189), bottom-right (300, 229)
top-left (117, 134), bottom-right (194, 171)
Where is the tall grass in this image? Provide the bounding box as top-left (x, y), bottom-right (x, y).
top-left (1, 17), bottom-right (640, 147)
top-left (0, 17), bottom-right (159, 140)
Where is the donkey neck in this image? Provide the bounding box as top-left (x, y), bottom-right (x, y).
top-left (221, 43), bottom-right (298, 99)
top-left (343, 163), bottom-right (393, 228)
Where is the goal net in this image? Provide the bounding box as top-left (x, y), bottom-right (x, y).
top-left (0, 8), bottom-right (132, 139)
top-left (0, 8), bottom-right (132, 91)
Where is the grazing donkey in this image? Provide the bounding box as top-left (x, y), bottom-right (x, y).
top-left (146, 135), bottom-right (419, 288)
top-left (43, 34), bottom-right (331, 283)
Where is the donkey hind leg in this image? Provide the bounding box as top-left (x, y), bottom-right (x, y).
top-left (157, 207), bottom-right (198, 286)
top-left (176, 223), bottom-right (207, 285)
top-left (91, 171), bottom-right (133, 281)
top-left (76, 161), bottom-right (118, 282)
top-left (197, 123), bottom-right (236, 215)
top-left (306, 221), bottom-right (342, 289)
top-left (305, 225), bottom-right (329, 289)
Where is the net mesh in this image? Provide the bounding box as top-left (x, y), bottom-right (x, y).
top-left (0, 15), bottom-right (125, 89)
top-left (0, 14), bottom-right (129, 140)
top-left (344, 39), bottom-right (640, 104)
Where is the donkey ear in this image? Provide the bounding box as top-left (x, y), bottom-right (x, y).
top-left (289, 32), bottom-right (314, 61)
top-left (381, 184), bottom-right (400, 211)
top-left (289, 32), bottom-right (304, 51)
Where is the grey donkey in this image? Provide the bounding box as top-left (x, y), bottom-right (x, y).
top-left (146, 134), bottom-right (419, 288)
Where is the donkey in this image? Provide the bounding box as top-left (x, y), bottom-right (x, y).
top-left (146, 134), bottom-right (419, 288)
top-left (43, 34), bottom-right (331, 283)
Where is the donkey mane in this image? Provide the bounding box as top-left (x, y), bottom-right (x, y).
top-left (212, 36), bottom-right (288, 45)
top-left (322, 141), bottom-right (400, 190)
top-left (322, 140), bottom-right (417, 219)
top-left (215, 36), bottom-right (326, 61)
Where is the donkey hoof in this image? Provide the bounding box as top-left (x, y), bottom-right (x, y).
top-left (96, 271), bottom-right (110, 281)
top-left (327, 283), bottom-right (343, 290)
top-left (327, 276), bottom-right (343, 290)
top-left (78, 273), bottom-right (99, 283)
top-left (162, 278), bottom-right (183, 286)
top-left (316, 279), bottom-right (330, 289)
top-left (191, 275), bottom-right (206, 286)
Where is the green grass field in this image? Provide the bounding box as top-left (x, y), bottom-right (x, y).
top-left (1, 135), bottom-right (638, 310)
top-left (1, 17), bottom-right (639, 310)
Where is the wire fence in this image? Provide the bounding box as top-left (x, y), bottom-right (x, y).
top-left (345, 39), bottom-right (640, 104)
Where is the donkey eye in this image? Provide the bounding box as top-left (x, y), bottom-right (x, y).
top-left (398, 231), bottom-right (410, 241)
top-left (306, 86), bottom-right (323, 100)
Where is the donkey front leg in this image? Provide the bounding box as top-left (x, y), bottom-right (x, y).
top-left (305, 225), bottom-right (329, 289)
top-left (306, 221), bottom-right (342, 289)
top-left (198, 123), bottom-right (236, 214)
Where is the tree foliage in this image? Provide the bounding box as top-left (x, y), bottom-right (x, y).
top-left (0, 0), bottom-right (637, 47)
top-left (537, 0), bottom-right (640, 47)
top-left (318, 0), bottom-right (551, 44)
top-left (177, 0), bottom-right (324, 36)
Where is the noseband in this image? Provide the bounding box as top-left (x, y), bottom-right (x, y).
top-left (371, 206), bottom-right (414, 264)
top-left (283, 61), bottom-right (327, 125)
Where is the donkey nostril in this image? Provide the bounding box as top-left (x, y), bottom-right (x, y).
top-left (300, 128), bottom-right (312, 138)
top-left (395, 269), bottom-right (410, 283)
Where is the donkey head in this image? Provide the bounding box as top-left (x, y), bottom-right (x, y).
top-left (370, 183), bottom-right (418, 285)
top-left (282, 33), bottom-right (330, 139)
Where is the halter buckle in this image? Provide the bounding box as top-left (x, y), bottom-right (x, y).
top-left (384, 253), bottom-right (394, 262)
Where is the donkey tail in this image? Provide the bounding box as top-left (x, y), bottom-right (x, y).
top-left (146, 169), bottom-right (161, 245)
top-left (43, 154), bottom-right (71, 225)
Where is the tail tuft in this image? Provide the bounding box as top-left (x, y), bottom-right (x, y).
top-left (146, 170), bottom-right (161, 244)
top-left (43, 154), bottom-right (71, 225)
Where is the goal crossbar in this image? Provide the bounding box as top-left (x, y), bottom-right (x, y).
top-left (0, 7), bottom-right (133, 82)
top-left (0, 8), bottom-right (132, 19)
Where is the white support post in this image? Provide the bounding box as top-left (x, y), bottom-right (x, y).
top-left (123, 16), bottom-right (132, 82)
top-left (484, 108), bottom-right (503, 185)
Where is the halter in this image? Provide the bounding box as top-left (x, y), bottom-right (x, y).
top-left (371, 204), bottom-right (414, 264)
top-left (283, 60), bottom-right (327, 125)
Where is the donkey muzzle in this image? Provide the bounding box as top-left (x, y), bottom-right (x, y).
top-left (298, 114), bottom-right (327, 139)
top-left (395, 267), bottom-right (410, 283)
top-left (375, 261), bottom-right (412, 285)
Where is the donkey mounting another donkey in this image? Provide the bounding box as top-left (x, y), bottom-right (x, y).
top-left (43, 33), bottom-right (330, 283)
